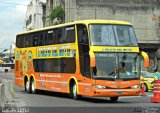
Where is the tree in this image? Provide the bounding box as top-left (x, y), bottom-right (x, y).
top-left (48, 5), bottom-right (64, 24)
top-left (3, 49), bottom-right (8, 52)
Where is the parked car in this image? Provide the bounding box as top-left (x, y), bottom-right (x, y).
top-left (140, 71), bottom-right (154, 92)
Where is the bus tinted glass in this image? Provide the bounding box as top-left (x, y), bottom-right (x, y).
top-left (33, 58), bottom-right (76, 73)
top-left (90, 25), bottom-right (138, 46)
top-left (93, 53), bottom-right (140, 80)
top-left (16, 25), bottom-right (75, 48)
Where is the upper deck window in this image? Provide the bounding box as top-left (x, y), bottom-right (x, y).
top-left (89, 24), bottom-right (138, 46)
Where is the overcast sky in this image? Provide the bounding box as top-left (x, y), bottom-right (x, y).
top-left (0, 0), bottom-right (30, 51)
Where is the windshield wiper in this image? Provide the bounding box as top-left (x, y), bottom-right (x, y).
top-left (108, 70), bottom-right (116, 76)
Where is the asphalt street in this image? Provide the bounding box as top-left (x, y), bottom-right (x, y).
top-left (0, 71), bottom-right (160, 113)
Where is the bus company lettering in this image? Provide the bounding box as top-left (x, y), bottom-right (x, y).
top-left (37, 46), bottom-right (75, 58)
top-left (120, 81), bottom-right (130, 84)
top-left (106, 81), bottom-right (116, 84)
top-left (102, 48), bottom-right (132, 52)
top-left (39, 74), bottom-right (61, 78)
top-left (38, 47), bottom-right (52, 57)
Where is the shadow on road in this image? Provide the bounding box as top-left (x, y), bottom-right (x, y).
top-left (18, 89), bottom-right (133, 104)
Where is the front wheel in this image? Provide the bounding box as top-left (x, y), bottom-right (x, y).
top-left (110, 97), bottom-right (118, 102)
top-left (5, 69), bottom-right (8, 73)
top-left (70, 82), bottom-right (81, 100)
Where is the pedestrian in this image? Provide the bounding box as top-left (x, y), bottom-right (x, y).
top-left (154, 68), bottom-right (160, 80)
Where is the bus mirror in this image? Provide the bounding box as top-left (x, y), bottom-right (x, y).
top-left (140, 51), bottom-right (149, 68)
top-left (90, 52), bottom-right (96, 67)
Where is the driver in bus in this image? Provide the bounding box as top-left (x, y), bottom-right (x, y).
top-left (116, 62), bottom-right (126, 73)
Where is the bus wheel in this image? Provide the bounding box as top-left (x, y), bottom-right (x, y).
top-left (71, 82), bottom-right (80, 100)
top-left (30, 79), bottom-right (36, 94)
top-left (110, 97), bottom-right (118, 102)
top-left (144, 84), bottom-right (148, 92)
top-left (25, 79), bottom-right (31, 93)
top-left (5, 69), bottom-right (8, 73)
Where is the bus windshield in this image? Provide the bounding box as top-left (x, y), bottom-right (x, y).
top-left (93, 53), bottom-right (140, 80)
top-left (89, 24), bottom-right (138, 46)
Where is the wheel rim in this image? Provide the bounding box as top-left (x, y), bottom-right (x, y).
top-left (26, 81), bottom-right (29, 91)
top-left (73, 84), bottom-right (77, 97)
top-left (32, 81), bottom-right (35, 92)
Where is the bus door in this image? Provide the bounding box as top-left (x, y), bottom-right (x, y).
top-left (77, 24), bottom-right (92, 95)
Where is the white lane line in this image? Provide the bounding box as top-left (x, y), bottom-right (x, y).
top-left (120, 95), bottom-right (153, 98)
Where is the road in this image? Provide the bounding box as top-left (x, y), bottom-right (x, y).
top-left (0, 71), bottom-right (160, 113)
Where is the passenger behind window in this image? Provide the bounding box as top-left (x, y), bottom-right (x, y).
top-left (82, 28), bottom-right (88, 43)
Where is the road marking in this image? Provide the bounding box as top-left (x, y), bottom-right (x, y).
top-left (120, 94), bottom-right (153, 98)
top-left (147, 94), bottom-right (153, 97)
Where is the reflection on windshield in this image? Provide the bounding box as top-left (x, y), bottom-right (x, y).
top-left (90, 25), bottom-right (138, 46)
top-left (141, 72), bottom-right (154, 78)
top-left (93, 53), bottom-right (140, 80)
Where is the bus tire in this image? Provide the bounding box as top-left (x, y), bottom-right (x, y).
top-left (25, 79), bottom-right (31, 93)
top-left (5, 69), bottom-right (8, 73)
top-left (144, 83), bottom-right (148, 92)
top-left (110, 97), bottom-right (118, 102)
top-left (70, 82), bottom-right (80, 100)
top-left (30, 78), bottom-right (36, 94)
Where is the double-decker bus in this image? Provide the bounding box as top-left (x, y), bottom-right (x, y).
top-left (15, 20), bottom-right (149, 102)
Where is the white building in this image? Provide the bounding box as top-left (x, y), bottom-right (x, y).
top-left (1, 43), bottom-right (15, 63)
top-left (26, 0), bottom-right (46, 30)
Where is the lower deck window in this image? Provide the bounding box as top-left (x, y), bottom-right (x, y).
top-left (33, 58), bottom-right (76, 73)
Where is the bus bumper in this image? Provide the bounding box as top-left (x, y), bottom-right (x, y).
top-left (92, 88), bottom-right (140, 97)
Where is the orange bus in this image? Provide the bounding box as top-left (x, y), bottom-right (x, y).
top-left (15, 20), bottom-right (149, 102)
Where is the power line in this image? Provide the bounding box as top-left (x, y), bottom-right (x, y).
top-left (0, 1), bottom-right (43, 8)
top-left (0, 1), bottom-right (29, 6)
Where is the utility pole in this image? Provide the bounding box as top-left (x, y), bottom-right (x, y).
top-left (95, 6), bottom-right (97, 19)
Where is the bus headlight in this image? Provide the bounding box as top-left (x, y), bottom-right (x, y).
top-left (148, 80), bottom-right (153, 84)
top-left (131, 85), bottom-right (140, 88)
top-left (94, 85), bottom-right (106, 89)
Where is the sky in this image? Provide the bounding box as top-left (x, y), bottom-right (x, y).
top-left (0, 0), bottom-right (30, 51)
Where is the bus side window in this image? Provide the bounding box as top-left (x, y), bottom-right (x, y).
top-left (47, 30), bottom-right (53, 45)
top-left (19, 35), bottom-right (25, 48)
top-left (64, 25), bottom-right (75, 43)
top-left (57, 28), bottom-right (63, 43)
top-left (77, 25), bottom-right (89, 44)
top-left (46, 29), bottom-right (57, 45)
top-left (25, 34), bottom-right (32, 47)
top-left (38, 32), bottom-right (44, 46)
top-left (32, 34), bottom-right (38, 46)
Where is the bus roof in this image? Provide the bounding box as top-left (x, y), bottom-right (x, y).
top-left (17, 19), bottom-right (132, 35)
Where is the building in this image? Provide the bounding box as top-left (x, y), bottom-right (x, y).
top-left (0, 43), bottom-right (15, 63)
top-left (46, 0), bottom-right (160, 70)
top-left (25, 0), bottom-right (46, 30)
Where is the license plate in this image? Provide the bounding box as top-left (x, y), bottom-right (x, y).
top-left (117, 91), bottom-right (122, 95)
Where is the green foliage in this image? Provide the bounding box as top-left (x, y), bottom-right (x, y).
top-left (48, 5), bottom-right (64, 22)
